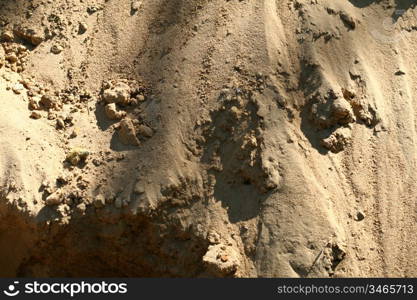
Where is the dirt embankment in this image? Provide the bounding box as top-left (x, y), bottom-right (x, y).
top-left (0, 0), bottom-right (416, 277)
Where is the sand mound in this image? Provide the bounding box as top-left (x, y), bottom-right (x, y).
top-left (0, 0), bottom-right (416, 277)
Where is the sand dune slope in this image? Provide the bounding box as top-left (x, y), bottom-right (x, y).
top-left (0, 0), bottom-right (416, 277)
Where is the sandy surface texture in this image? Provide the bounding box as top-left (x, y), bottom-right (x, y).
top-left (0, 0), bottom-right (416, 277)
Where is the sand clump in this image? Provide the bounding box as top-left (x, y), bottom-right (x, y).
top-left (105, 103), bottom-right (126, 120)
top-left (119, 118), bottom-right (141, 146)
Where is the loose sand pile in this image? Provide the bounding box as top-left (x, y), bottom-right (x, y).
top-left (0, 0), bottom-right (416, 277)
